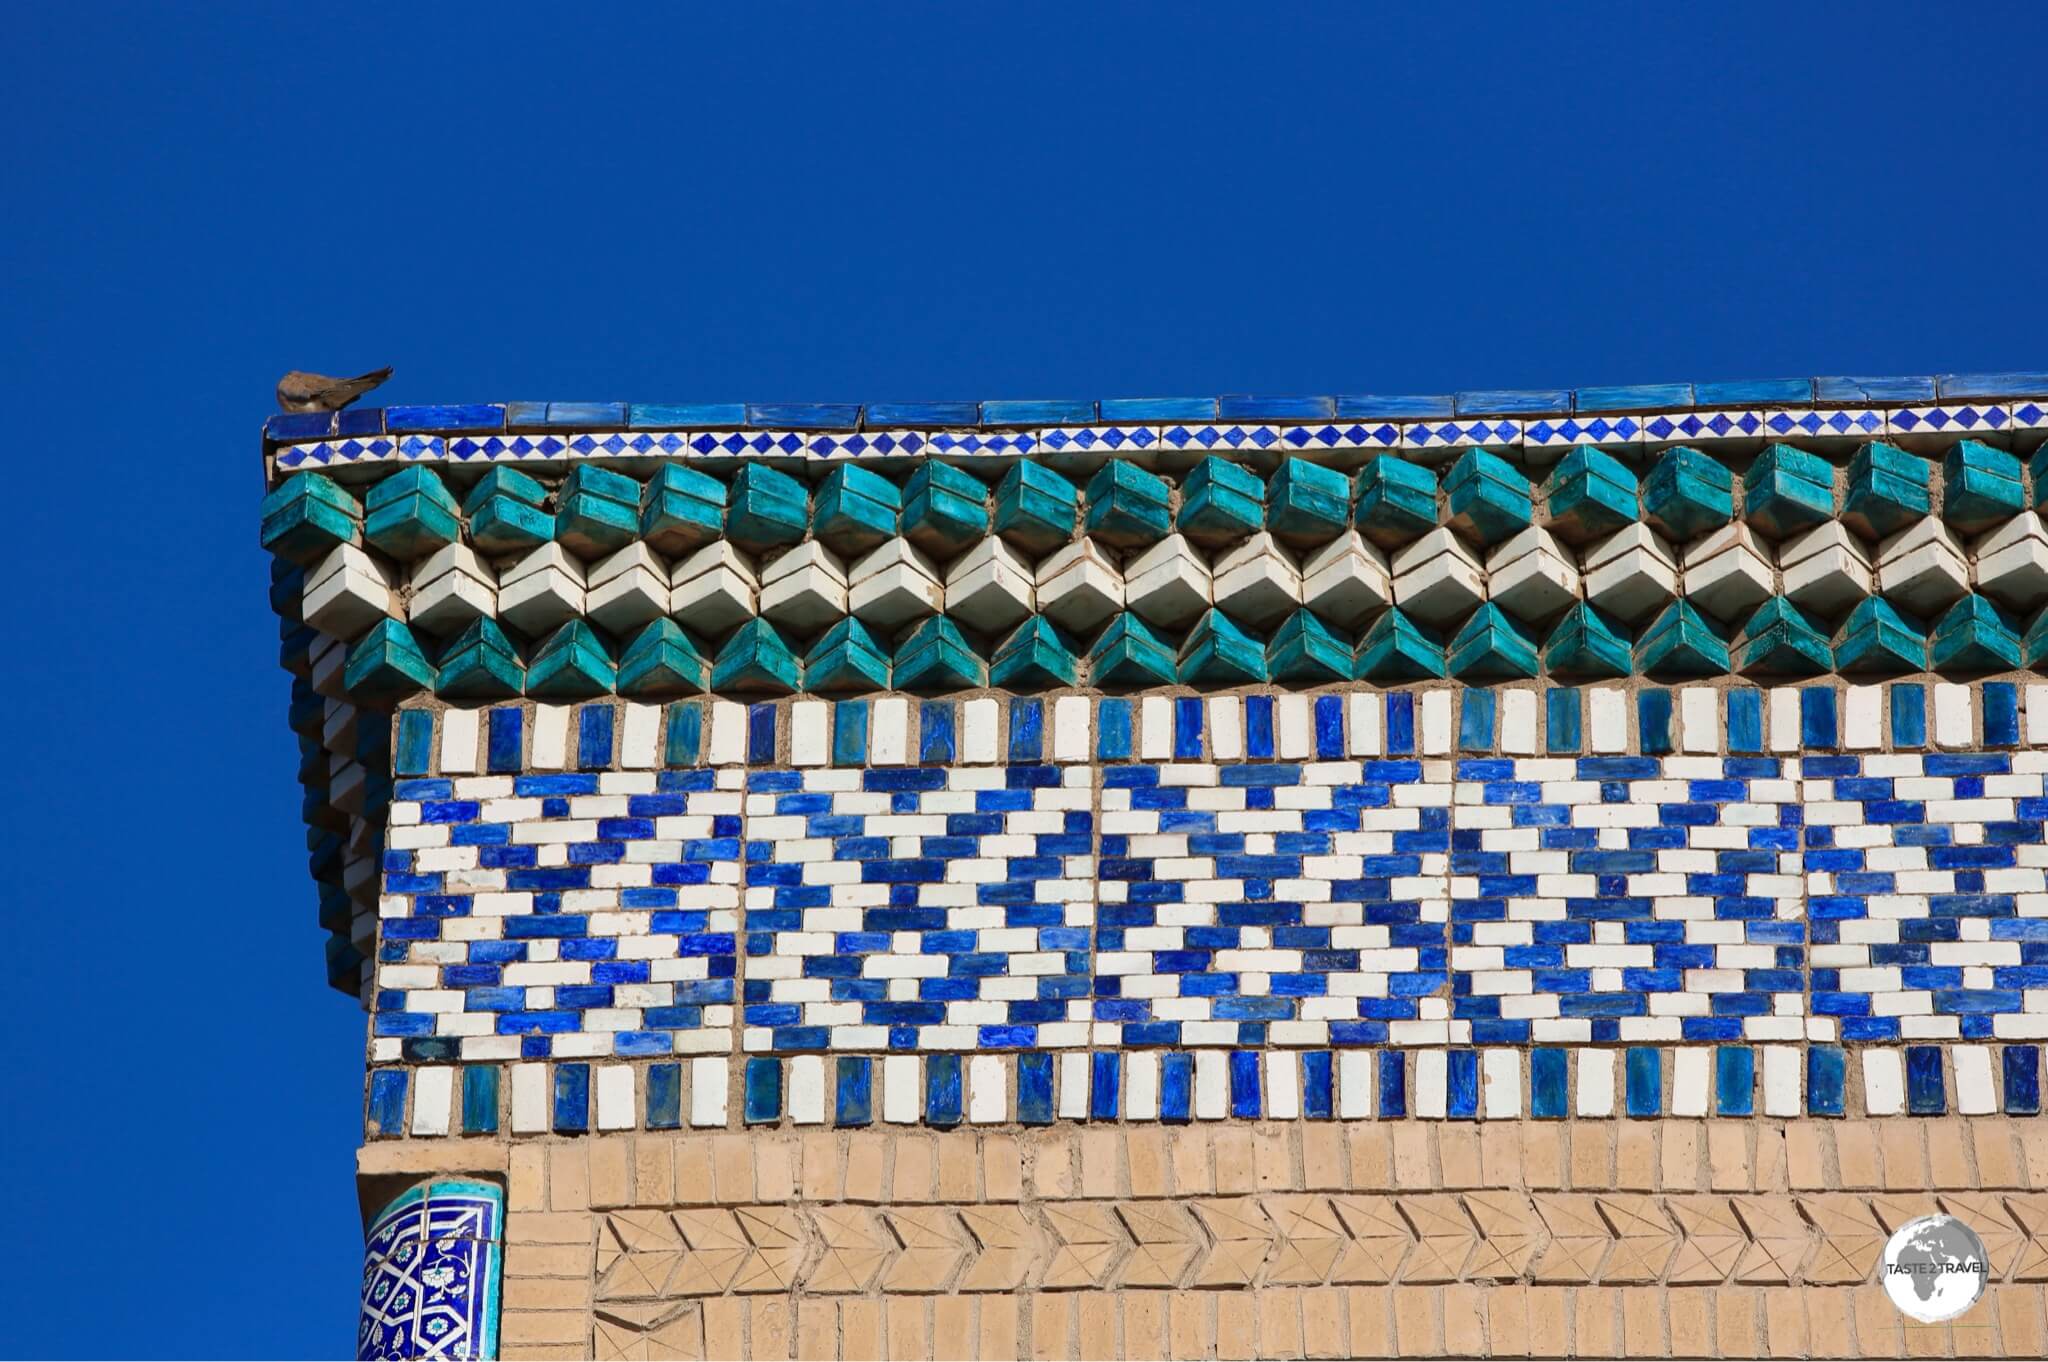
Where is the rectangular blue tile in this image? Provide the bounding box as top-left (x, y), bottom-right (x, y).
top-left (1160, 1052), bottom-right (1193, 1123)
top-left (552, 1062), bottom-right (590, 1133)
top-left (1545, 687), bottom-right (1582, 755)
top-left (629, 402), bottom-right (749, 428)
top-left (1244, 696), bottom-right (1273, 758)
top-left (833, 701), bottom-right (869, 766)
top-left (542, 401), bottom-right (628, 427)
top-left (1906, 1046), bottom-right (1946, 1115)
top-left (336, 407), bottom-right (384, 437)
top-left (1228, 1050), bottom-right (1261, 1118)
top-left (1218, 394), bottom-right (1336, 421)
top-left (982, 399), bottom-right (1094, 427)
top-left (577, 705), bottom-right (614, 770)
top-left (1715, 1047), bottom-right (1755, 1116)
top-left (745, 402), bottom-right (860, 429)
top-left (1808, 1045), bottom-right (1846, 1117)
top-left (488, 707), bottom-right (524, 774)
top-left (1454, 389), bottom-right (1571, 416)
top-left (1695, 378), bottom-right (1813, 406)
top-left (1814, 376), bottom-right (1938, 404)
top-left (1387, 693), bottom-right (1416, 755)
top-left (1638, 689), bottom-right (1673, 755)
top-left (267, 411), bottom-right (336, 441)
top-left (926, 1054), bottom-right (963, 1127)
top-left (918, 701), bottom-right (956, 764)
top-left (1938, 371), bottom-right (2048, 399)
top-left (1531, 1049), bottom-right (1568, 1119)
top-left (1377, 1051), bottom-right (1407, 1118)
top-left (1336, 394), bottom-right (1455, 420)
top-left (1801, 686), bottom-right (1838, 750)
top-left (460, 1066), bottom-right (499, 1135)
top-left (1091, 1052), bottom-right (1121, 1121)
top-left (1097, 698), bottom-right (1133, 761)
top-left (1892, 683), bottom-right (1927, 748)
top-left (743, 1057), bottom-right (782, 1124)
top-left (368, 1070), bottom-right (408, 1137)
top-left (835, 1056), bottom-right (873, 1126)
top-left (1459, 689), bottom-right (1496, 753)
top-left (665, 702), bottom-right (702, 767)
top-left (1174, 697), bottom-right (1204, 760)
top-left (1624, 1047), bottom-right (1662, 1117)
top-left (1727, 689), bottom-right (1763, 753)
top-left (386, 404), bottom-right (505, 433)
top-left (864, 401), bottom-right (980, 427)
top-left (2005, 1046), bottom-right (2040, 1116)
top-left (1007, 699), bottom-right (1044, 762)
top-left (395, 710), bottom-right (435, 776)
top-left (1575, 383), bottom-right (1693, 412)
top-left (1098, 397), bottom-right (1218, 422)
top-left (747, 703), bottom-right (776, 765)
top-left (1314, 695), bottom-right (1344, 759)
top-left (1447, 1049), bottom-right (1480, 1119)
top-left (1302, 1052), bottom-right (1333, 1120)
top-left (1017, 1052), bottom-right (1055, 1125)
top-left (1985, 682), bottom-right (2020, 747)
top-left (646, 1063), bottom-right (682, 1129)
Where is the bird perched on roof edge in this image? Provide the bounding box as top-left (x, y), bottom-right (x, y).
top-left (277, 366), bottom-right (394, 412)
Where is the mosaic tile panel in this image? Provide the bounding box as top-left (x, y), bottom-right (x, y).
top-left (359, 1180), bottom-right (503, 1361)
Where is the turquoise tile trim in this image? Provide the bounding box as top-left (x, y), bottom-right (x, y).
top-left (1544, 686), bottom-right (1581, 754)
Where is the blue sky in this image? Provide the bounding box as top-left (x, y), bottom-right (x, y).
top-left (1, 2), bottom-right (2043, 1355)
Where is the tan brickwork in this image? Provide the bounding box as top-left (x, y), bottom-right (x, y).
top-left (364, 1118), bottom-right (2048, 1359)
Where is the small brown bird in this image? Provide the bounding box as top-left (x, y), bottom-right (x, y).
top-left (276, 366), bottom-right (394, 412)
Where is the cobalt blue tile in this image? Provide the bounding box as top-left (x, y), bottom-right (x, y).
top-left (1938, 371), bottom-right (2048, 399)
top-left (1098, 397), bottom-right (1218, 422)
top-left (1175, 697), bottom-right (1204, 759)
top-left (2005, 1046), bottom-right (2041, 1115)
top-left (1624, 1047), bottom-right (1662, 1117)
top-left (488, 707), bottom-right (524, 773)
top-left (665, 703), bottom-right (702, 767)
top-left (1245, 696), bottom-right (1274, 758)
top-left (543, 401), bottom-right (628, 427)
top-left (1454, 389), bottom-right (1571, 415)
top-left (1545, 687), bottom-right (1582, 755)
top-left (926, 1054), bottom-right (963, 1127)
top-left (1459, 689), bottom-right (1495, 753)
top-left (395, 710), bottom-right (435, 776)
top-left (732, 1058), bottom-right (775, 1125)
top-left (1160, 1052), bottom-right (1193, 1123)
top-left (1228, 1050), bottom-right (1261, 1118)
top-left (461, 1066), bottom-right (499, 1135)
top-left (1303, 1052), bottom-right (1333, 1120)
top-left (386, 404), bottom-right (505, 432)
top-left (835, 1056), bottom-right (874, 1126)
top-left (745, 402), bottom-right (860, 429)
top-left (1985, 683), bottom-right (2021, 747)
top-left (1892, 684), bottom-right (1928, 748)
top-left (268, 411), bottom-right (336, 441)
top-left (629, 402), bottom-right (749, 428)
top-left (1638, 689), bottom-right (1673, 755)
top-left (1091, 1052), bottom-right (1121, 1120)
top-left (1813, 376), bottom-right (1937, 404)
top-left (864, 401), bottom-right (980, 427)
top-left (1906, 1046), bottom-right (1946, 1115)
top-left (834, 701), bottom-right (870, 766)
top-left (1008, 699), bottom-right (1044, 762)
top-left (1716, 1047), bottom-right (1755, 1116)
top-left (1575, 383), bottom-right (1693, 412)
top-left (1378, 1050), bottom-right (1407, 1117)
top-left (1314, 695), bottom-right (1344, 758)
top-left (1727, 689), bottom-right (1763, 753)
top-left (1098, 699), bottom-right (1133, 761)
top-left (1218, 395), bottom-right (1336, 421)
top-left (1336, 394), bottom-right (1455, 420)
top-left (368, 1070), bottom-right (408, 1137)
top-left (748, 703), bottom-right (777, 764)
top-left (982, 399), bottom-right (1095, 426)
top-left (1017, 1052), bottom-right (1055, 1125)
top-left (1808, 1045), bottom-right (1846, 1116)
top-left (1801, 686), bottom-right (1838, 750)
top-left (646, 1064), bottom-right (682, 1128)
top-left (1695, 379), bottom-right (1813, 406)
top-left (553, 1063), bottom-right (590, 1133)
top-left (577, 705), bottom-right (615, 770)
top-left (1387, 693), bottom-right (1416, 754)
top-left (1447, 1050), bottom-right (1480, 1118)
top-left (1531, 1049), bottom-right (1568, 1118)
top-left (336, 407), bottom-right (385, 436)
top-left (916, 701), bottom-right (956, 764)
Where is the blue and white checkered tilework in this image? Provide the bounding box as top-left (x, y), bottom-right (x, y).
top-left (1451, 756), bottom-right (1806, 1047)
top-left (1806, 750), bottom-right (2048, 1042)
top-left (739, 765), bottom-right (1094, 1053)
top-left (377, 769), bottom-right (742, 1060)
top-left (1096, 760), bottom-right (1452, 1049)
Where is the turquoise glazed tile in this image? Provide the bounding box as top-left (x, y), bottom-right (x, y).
top-left (1930, 593), bottom-right (2022, 671)
top-left (1727, 688), bottom-right (1763, 751)
top-left (617, 619), bottom-right (710, 697)
top-left (1176, 456), bottom-right (1265, 549)
top-left (1943, 439), bottom-right (2026, 536)
top-left (1841, 441), bottom-right (1931, 541)
top-left (639, 464), bottom-right (727, 558)
top-left (344, 618), bottom-right (436, 704)
top-left (1545, 686), bottom-right (1582, 753)
top-left (1742, 444), bottom-right (1834, 539)
top-left (525, 619), bottom-right (617, 698)
top-left (1352, 456), bottom-right (1438, 549)
top-left (2031, 444), bottom-right (2048, 512)
top-left (810, 463), bottom-right (900, 556)
top-left (1267, 457), bottom-right (1351, 548)
top-left (1637, 688), bottom-right (1673, 753)
top-left (435, 618), bottom-right (525, 699)
top-left (1087, 612), bottom-right (1178, 687)
top-left (726, 463), bottom-right (809, 554)
top-left (831, 700), bottom-right (868, 765)
top-left (1541, 445), bottom-right (1639, 546)
top-left (803, 617), bottom-right (892, 692)
top-left (1734, 596), bottom-right (1833, 676)
top-left (1083, 461), bottom-right (1171, 550)
top-left (992, 462), bottom-right (1078, 558)
top-left (893, 615), bottom-right (986, 691)
top-left (554, 464), bottom-right (642, 559)
top-left (1267, 608), bottom-right (1354, 683)
top-left (1178, 608), bottom-right (1269, 684)
top-left (464, 468), bottom-right (554, 554)
top-left (1443, 449), bottom-right (1533, 547)
top-left (260, 471), bottom-right (362, 565)
top-left (711, 618), bottom-right (802, 694)
top-left (1543, 602), bottom-right (1633, 679)
top-left (1458, 688), bottom-right (1496, 750)
top-left (1834, 597), bottom-right (1928, 674)
top-left (1446, 603), bottom-right (1540, 680)
top-left (2026, 607), bottom-right (2048, 669)
top-left (989, 616), bottom-right (1080, 689)
top-left (1635, 599), bottom-right (1731, 678)
top-left (1641, 446), bottom-right (1733, 546)
top-left (1891, 682), bottom-right (1928, 747)
top-left (362, 466), bottom-right (460, 561)
top-left (901, 461), bottom-right (990, 559)
top-left (1354, 608), bottom-right (1448, 681)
